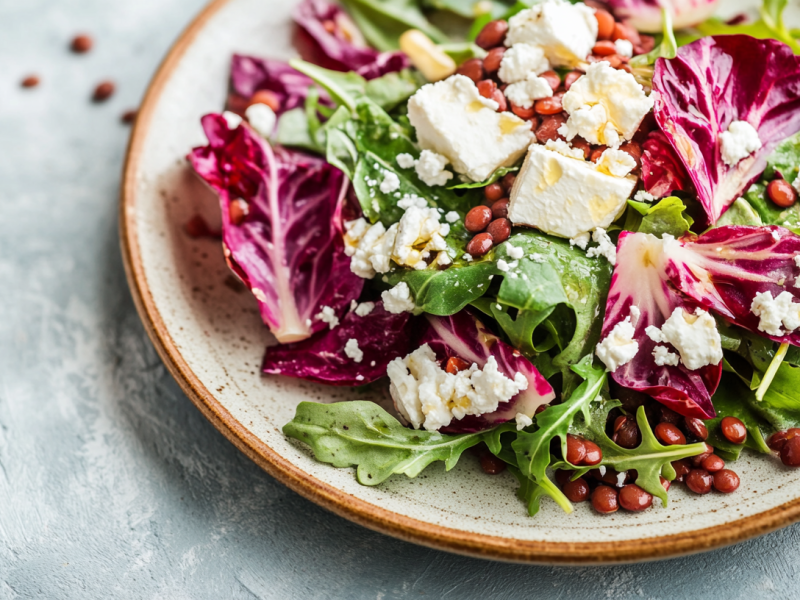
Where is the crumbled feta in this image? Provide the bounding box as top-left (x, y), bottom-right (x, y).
top-left (653, 345), bottom-right (680, 367)
top-left (445, 210), bottom-right (460, 223)
top-left (415, 150), bottom-right (453, 187)
top-left (382, 282), bottom-right (416, 314)
top-left (498, 43), bottom-right (550, 83)
top-left (751, 291), bottom-right (800, 336)
top-left (397, 153), bottom-right (416, 169)
top-left (506, 243), bottom-right (524, 259)
top-left (545, 139), bottom-right (585, 160)
top-left (222, 110), bottom-right (243, 129)
top-left (504, 75), bottom-right (554, 109)
top-left (585, 228), bottom-right (617, 265)
top-left (629, 306), bottom-right (641, 327)
top-left (245, 103), bottom-right (276, 138)
top-left (344, 338), bottom-right (364, 363)
top-left (793, 174), bottom-right (800, 195)
top-left (569, 232), bottom-right (590, 249)
top-left (497, 259), bottom-right (510, 272)
top-left (408, 75), bottom-right (533, 182)
top-left (508, 144), bottom-right (636, 238)
top-left (646, 307), bottom-right (723, 370)
top-left (380, 171), bottom-right (401, 193)
top-left (795, 255), bottom-right (800, 269)
top-left (595, 148), bottom-right (636, 178)
top-left (387, 345), bottom-right (528, 431)
top-left (392, 205), bottom-right (450, 269)
top-left (614, 39), bottom-right (633, 58)
top-left (634, 190), bottom-right (657, 203)
top-left (505, 0), bottom-right (598, 67)
top-left (396, 194), bottom-right (427, 210)
top-left (354, 302), bottom-right (375, 317)
top-left (595, 312), bottom-right (639, 372)
top-left (344, 218), bottom-right (398, 278)
top-left (561, 62), bottom-right (654, 148)
top-left (316, 305), bottom-right (340, 329)
top-left (529, 253), bottom-right (546, 262)
top-left (515, 412), bottom-right (534, 430)
top-left (720, 120), bottom-right (762, 167)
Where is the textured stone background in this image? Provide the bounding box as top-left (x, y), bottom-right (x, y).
top-left (2, 0), bottom-right (800, 598)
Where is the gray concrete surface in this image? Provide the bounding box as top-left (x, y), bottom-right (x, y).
top-left (1, 0), bottom-right (799, 598)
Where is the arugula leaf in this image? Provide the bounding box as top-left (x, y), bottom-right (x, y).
top-left (705, 375), bottom-right (771, 460)
top-left (449, 166), bottom-right (518, 190)
top-left (511, 357), bottom-right (606, 515)
top-left (763, 132), bottom-right (800, 182)
top-left (339, 0), bottom-right (449, 51)
top-left (568, 404), bottom-right (707, 506)
top-left (283, 401), bottom-right (488, 485)
top-left (625, 197), bottom-right (693, 237)
top-left (742, 182), bottom-right (800, 231)
top-left (715, 197), bottom-right (763, 227)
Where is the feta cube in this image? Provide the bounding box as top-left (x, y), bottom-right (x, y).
top-left (561, 62), bottom-right (654, 147)
top-left (720, 120), bottom-right (762, 167)
top-left (498, 43), bottom-right (550, 83)
top-left (505, 0), bottom-right (597, 67)
top-left (508, 144), bottom-right (636, 238)
top-left (407, 75), bottom-right (533, 182)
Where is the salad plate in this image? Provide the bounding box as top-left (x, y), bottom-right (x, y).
top-left (122, 0), bottom-right (800, 563)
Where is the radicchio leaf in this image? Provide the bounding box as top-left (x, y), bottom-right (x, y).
top-left (228, 54), bottom-right (329, 116)
top-left (667, 225), bottom-right (800, 345)
top-left (641, 129), bottom-right (693, 198)
top-left (652, 35), bottom-right (800, 224)
top-left (262, 302), bottom-right (415, 385)
top-left (188, 113), bottom-right (362, 343)
top-left (603, 0), bottom-right (719, 32)
top-left (293, 0), bottom-right (409, 79)
top-left (602, 231), bottom-right (721, 419)
top-left (421, 311), bottom-right (556, 433)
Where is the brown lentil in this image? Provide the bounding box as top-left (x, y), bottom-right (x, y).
top-left (21, 75), bottom-right (40, 88)
top-left (655, 422), bottom-right (686, 446)
top-left (248, 89), bottom-right (281, 111)
top-left (582, 440), bottom-right (603, 466)
top-left (477, 79), bottom-right (497, 99)
top-left (672, 459), bottom-right (691, 482)
top-left (619, 484), bottom-right (653, 511)
top-left (539, 70), bottom-right (561, 92)
top-left (475, 20), bottom-right (508, 49)
top-left (684, 417), bottom-right (708, 441)
top-left (229, 199), bottom-right (249, 225)
top-left (465, 205), bottom-right (493, 232)
top-left (93, 81), bottom-right (115, 102)
top-left (480, 453), bottom-right (507, 474)
top-left (592, 41), bottom-right (617, 56)
top-left (686, 469), bottom-right (713, 494)
top-left (712, 469), bottom-right (740, 493)
top-left (563, 477), bottom-right (591, 502)
top-left (491, 198), bottom-right (510, 219)
top-left (701, 454), bottom-right (725, 473)
top-left (511, 103), bottom-right (536, 119)
top-left (483, 47), bottom-right (505, 73)
top-left (720, 416), bottom-right (747, 444)
top-left (781, 435), bottom-right (800, 466)
top-left (594, 9), bottom-right (615, 40)
top-left (535, 114), bottom-right (567, 144)
top-left (456, 58), bottom-right (484, 83)
top-left (484, 183), bottom-right (505, 202)
top-left (121, 109), bottom-right (138, 124)
top-left (768, 179), bottom-right (798, 208)
top-left (500, 172), bottom-right (516, 191)
top-left (564, 70), bottom-right (583, 91)
top-left (591, 485), bottom-right (619, 514)
top-left (466, 233), bottom-right (493, 256)
top-left (486, 218), bottom-right (511, 243)
top-left (534, 92), bottom-right (563, 115)
top-left (565, 434), bottom-right (586, 465)
top-left (71, 34), bottom-right (93, 53)
top-left (445, 356), bottom-right (470, 374)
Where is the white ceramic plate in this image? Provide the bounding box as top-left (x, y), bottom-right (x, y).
top-left (121, 0), bottom-right (800, 563)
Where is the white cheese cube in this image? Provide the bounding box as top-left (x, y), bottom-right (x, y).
top-left (505, 0), bottom-right (597, 67)
top-left (508, 144), bottom-right (636, 238)
top-left (407, 75), bottom-right (533, 182)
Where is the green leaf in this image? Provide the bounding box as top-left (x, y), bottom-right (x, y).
top-left (689, 4), bottom-right (800, 55)
top-left (572, 405), bottom-right (707, 506)
top-left (439, 42), bottom-right (487, 64)
top-left (511, 357), bottom-right (607, 514)
top-left (705, 375), bottom-right (771, 461)
top-left (364, 69), bottom-right (428, 111)
top-left (448, 166), bottom-right (518, 189)
top-left (763, 132), bottom-right (800, 182)
top-left (276, 107), bottom-right (323, 152)
top-left (283, 401), bottom-right (488, 485)
top-left (625, 196), bottom-right (693, 237)
top-left (715, 197), bottom-right (764, 227)
top-left (339, 0), bottom-right (449, 51)
top-left (629, 8), bottom-right (677, 68)
top-left (742, 182), bottom-right (800, 232)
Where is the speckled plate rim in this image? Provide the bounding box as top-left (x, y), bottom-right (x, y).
top-left (120, 0), bottom-right (800, 564)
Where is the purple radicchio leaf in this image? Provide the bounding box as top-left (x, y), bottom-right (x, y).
top-left (420, 310), bottom-right (555, 433)
top-left (601, 231), bottom-right (722, 419)
top-left (641, 129), bottom-right (693, 198)
top-left (188, 113), bottom-right (363, 343)
top-left (293, 0), bottom-right (409, 79)
top-left (604, 0), bottom-right (719, 32)
top-left (652, 35), bottom-right (800, 224)
top-left (667, 225), bottom-right (800, 345)
top-left (227, 54), bottom-right (334, 116)
top-left (262, 302), bottom-right (415, 385)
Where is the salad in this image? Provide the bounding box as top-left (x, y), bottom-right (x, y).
top-left (189, 0), bottom-right (800, 517)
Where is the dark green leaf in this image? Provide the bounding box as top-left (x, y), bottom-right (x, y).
top-left (705, 375), bottom-right (771, 461)
top-left (625, 197), bottom-right (693, 237)
top-left (283, 401), bottom-right (488, 485)
top-left (448, 166), bottom-right (518, 189)
top-left (629, 8), bottom-right (677, 68)
top-left (715, 197), bottom-right (763, 227)
top-left (339, 0), bottom-right (449, 51)
top-left (763, 132), bottom-right (800, 182)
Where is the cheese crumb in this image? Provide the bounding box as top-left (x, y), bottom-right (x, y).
top-left (415, 150), bottom-right (453, 187)
top-left (794, 255), bottom-right (800, 269)
top-left (569, 232), bottom-right (590, 249)
top-left (316, 305), bottom-right (340, 329)
top-left (561, 62), bottom-right (654, 148)
top-left (388, 345), bottom-right (528, 431)
top-left (646, 307), bottom-right (723, 370)
top-left (344, 339), bottom-right (364, 363)
top-left (392, 205), bottom-right (451, 269)
top-left (720, 120), bottom-right (762, 167)
top-left (496, 259), bottom-right (510, 272)
top-left (585, 228), bottom-right (617, 265)
top-left (379, 171), bottom-right (401, 193)
top-left (614, 39), bottom-right (633, 58)
top-left (344, 218), bottom-right (398, 278)
top-left (506, 243), bottom-right (524, 259)
top-left (445, 211), bottom-right (460, 223)
top-left (222, 110), bottom-right (243, 129)
top-left (397, 153), bottom-right (416, 169)
top-left (245, 103), bottom-right (277, 138)
top-left (515, 413), bottom-right (534, 430)
top-left (751, 290), bottom-right (800, 336)
top-left (382, 282), bottom-right (416, 314)
top-left (634, 190), bottom-right (657, 202)
top-left (498, 43), bottom-right (550, 83)
top-left (545, 139), bottom-right (585, 160)
top-left (653, 345), bottom-right (680, 367)
top-left (595, 148), bottom-right (636, 178)
top-left (505, 75), bottom-right (553, 109)
top-left (793, 174), bottom-right (800, 195)
top-left (595, 313), bottom-right (639, 372)
top-left (354, 302), bottom-right (375, 317)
